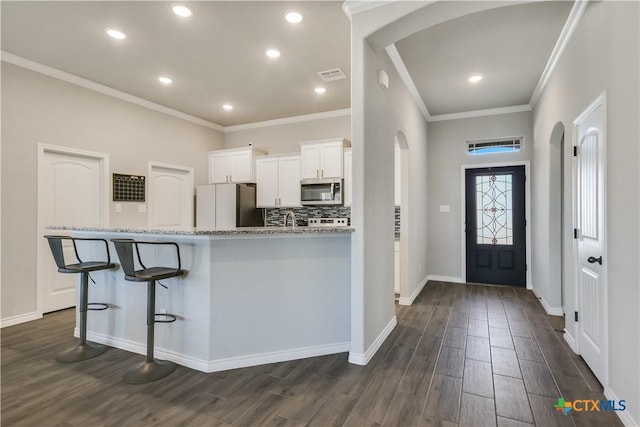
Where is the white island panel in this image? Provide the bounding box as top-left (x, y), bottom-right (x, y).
top-left (58, 227), bottom-right (352, 372)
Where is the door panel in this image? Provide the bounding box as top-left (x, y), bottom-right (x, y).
top-left (148, 164), bottom-right (193, 228)
top-left (39, 150), bottom-right (104, 312)
top-left (256, 157), bottom-right (278, 207)
top-left (575, 95), bottom-right (606, 384)
top-left (465, 166), bottom-right (526, 286)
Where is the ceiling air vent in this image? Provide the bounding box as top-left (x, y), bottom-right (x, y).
top-left (467, 136), bottom-right (523, 155)
top-left (317, 68), bottom-right (347, 82)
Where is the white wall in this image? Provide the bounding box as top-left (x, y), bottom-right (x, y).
top-left (1, 62), bottom-right (224, 320)
top-left (224, 114), bottom-right (351, 154)
top-left (532, 1), bottom-right (639, 424)
top-left (427, 111), bottom-right (533, 281)
top-left (350, 13), bottom-right (430, 361)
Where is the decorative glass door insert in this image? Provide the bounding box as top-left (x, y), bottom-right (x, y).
top-left (475, 174), bottom-right (513, 245)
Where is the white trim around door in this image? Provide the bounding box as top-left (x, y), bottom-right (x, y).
top-left (460, 161), bottom-right (532, 289)
top-left (37, 144), bottom-right (110, 316)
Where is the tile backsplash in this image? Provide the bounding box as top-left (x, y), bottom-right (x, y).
top-left (395, 206), bottom-right (400, 238)
top-left (265, 206), bottom-right (351, 227)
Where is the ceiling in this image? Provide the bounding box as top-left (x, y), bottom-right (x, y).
top-left (395, 1), bottom-right (574, 116)
top-left (1, 1), bottom-right (351, 127)
top-left (1, 1), bottom-right (574, 127)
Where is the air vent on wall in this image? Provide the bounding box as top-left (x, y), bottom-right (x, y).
top-left (317, 68), bottom-right (347, 82)
top-left (467, 136), bottom-right (523, 155)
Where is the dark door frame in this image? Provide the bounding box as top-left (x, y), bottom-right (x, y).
top-left (460, 161), bottom-right (532, 288)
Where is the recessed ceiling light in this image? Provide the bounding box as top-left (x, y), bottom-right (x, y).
top-left (223, 104), bottom-right (233, 111)
top-left (468, 75), bottom-right (483, 83)
top-left (171, 3), bottom-right (193, 18)
top-left (158, 76), bottom-right (172, 85)
top-left (284, 10), bottom-right (304, 24)
top-left (314, 87), bottom-right (326, 94)
top-left (266, 49), bottom-right (281, 59)
top-left (105, 28), bottom-right (126, 40)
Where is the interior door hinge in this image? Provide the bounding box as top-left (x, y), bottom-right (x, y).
top-left (574, 228), bottom-right (578, 239)
top-left (574, 311), bottom-right (579, 322)
top-left (573, 146), bottom-right (578, 157)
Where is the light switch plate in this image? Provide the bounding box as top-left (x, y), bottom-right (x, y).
top-left (115, 203), bottom-right (122, 213)
top-left (138, 204), bottom-right (146, 213)
top-left (439, 205), bottom-right (450, 212)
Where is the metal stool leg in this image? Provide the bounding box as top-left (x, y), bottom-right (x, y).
top-left (123, 280), bottom-right (176, 384)
top-left (56, 272), bottom-right (108, 362)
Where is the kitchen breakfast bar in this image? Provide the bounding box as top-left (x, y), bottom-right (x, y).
top-left (50, 226), bottom-right (352, 373)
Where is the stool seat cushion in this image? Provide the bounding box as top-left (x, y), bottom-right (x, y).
top-left (125, 267), bottom-right (184, 282)
top-left (59, 262), bottom-right (116, 274)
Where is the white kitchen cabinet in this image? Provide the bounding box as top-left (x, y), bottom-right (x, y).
top-left (256, 154), bottom-right (301, 208)
top-left (395, 145), bottom-right (401, 206)
top-left (343, 148), bottom-right (352, 207)
top-left (208, 147), bottom-right (266, 184)
top-left (299, 138), bottom-right (350, 179)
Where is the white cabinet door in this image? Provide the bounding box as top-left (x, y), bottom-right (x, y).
top-left (278, 155), bottom-right (301, 207)
top-left (300, 144), bottom-right (320, 179)
top-left (256, 157), bottom-right (279, 208)
top-left (320, 141), bottom-right (343, 178)
top-left (230, 150), bottom-right (253, 183)
top-left (394, 147), bottom-right (401, 206)
top-left (344, 149), bottom-right (352, 207)
top-left (209, 152), bottom-right (230, 184)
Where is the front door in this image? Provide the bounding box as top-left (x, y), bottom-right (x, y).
top-left (38, 146), bottom-right (107, 313)
top-left (465, 166), bottom-right (526, 286)
top-left (575, 93), bottom-right (607, 384)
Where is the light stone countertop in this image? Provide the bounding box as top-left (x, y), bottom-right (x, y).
top-left (47, 225), bottom-right (353, 236)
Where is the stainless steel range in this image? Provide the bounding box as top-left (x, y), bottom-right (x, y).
top-left (307, 217), bottom-right (349, 227)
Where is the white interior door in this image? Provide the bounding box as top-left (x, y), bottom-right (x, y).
top-left (574, 93), bottom-right (607, 385)
top-left (38, 146), bottom-right (108, 313)
top-left (148, 162), bottom-right (194, 228)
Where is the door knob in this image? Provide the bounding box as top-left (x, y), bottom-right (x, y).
top-left (587, 256), bottom-right (603, 265)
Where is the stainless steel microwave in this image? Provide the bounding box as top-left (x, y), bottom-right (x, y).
top-left (300, 178), bottom-right (343, 206)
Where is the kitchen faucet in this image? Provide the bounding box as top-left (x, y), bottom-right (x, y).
top-left (283, 211), bottom-right (297, 228)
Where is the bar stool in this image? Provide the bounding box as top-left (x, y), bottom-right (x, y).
top-left (44, 235), bottom-right (114, 362)
top-left (111, 239), bottom-right (184, 384)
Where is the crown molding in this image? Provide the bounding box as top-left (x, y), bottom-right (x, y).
top-left (224, 108), bottom-right (351, 133)
top-left (529, 0), bottom-right (589, 107)
top-left (1, 51), bottom-right (225, 132)
top-left (385, 43), bottom-right (431, 121)
top-left (342, 1), bottom-right (395, 20)
top-left (428, 104), bottom-right (532, 122)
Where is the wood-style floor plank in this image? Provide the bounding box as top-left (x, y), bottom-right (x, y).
top-left (1, 281), bottom-right (622, 427)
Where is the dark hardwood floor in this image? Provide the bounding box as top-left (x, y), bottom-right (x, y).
top-left (1, 281), bottom-right (623, 426)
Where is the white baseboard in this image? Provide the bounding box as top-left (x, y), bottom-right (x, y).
top-left (398, 275), bottom-right (428, 306)
top-left (563, 329), bottom-right (578, 354)
top-left (348, 315), bottom-right (397, 365)
top-left (82, 329), bottom-right (350, 373)
top-left (427, 275), bottom-right (464, 284)
top-left (531, 288), bottom-right (564, 316)
top-left (206, 341), bottom-right (350, 372)
top-left (604, 386), bottom-right (638, 427)
top-left (1, 311), bottom-right (42, 328)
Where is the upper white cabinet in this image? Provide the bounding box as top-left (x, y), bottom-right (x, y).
top-left (256, 154), bottom-right (301, 208)
top-left (208, 147), bottom-right (266, 184)
top-left (343, 148), bottom-right (352, 207)
top-left (299, 138), bottom-right (350, 179)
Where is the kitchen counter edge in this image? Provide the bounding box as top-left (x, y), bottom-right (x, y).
top-left (47, 226), bottom-right (354, 236)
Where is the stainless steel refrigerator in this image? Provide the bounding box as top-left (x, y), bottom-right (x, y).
top-left (196, 183), bottom-right (263, 229)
